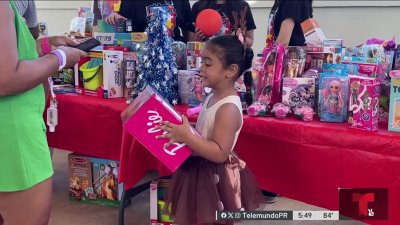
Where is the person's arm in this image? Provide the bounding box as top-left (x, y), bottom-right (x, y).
top-left (244, 29), bottom-right (254, 47)
top-left (188, 2), bottom-right (204, 42)
top-left (0, 2), bottom-right (85, 97)
top-left (275, 18), bottom-right (295, 46)
top-left (242, 1), bottom-right (256, 47)
top-left (178, 0), bottom-right (194, 42)
top-left (25, 0), bottom-right (40, 39)
top-left (158, 103), bottom-right (242, 163)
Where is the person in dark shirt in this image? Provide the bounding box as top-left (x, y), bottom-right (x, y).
top-left (189, 0), bottom-right (256, 47)
top-left (270, 0), bottom-right (313, 46)
top-left (105, 0), bottom-right (193, 42)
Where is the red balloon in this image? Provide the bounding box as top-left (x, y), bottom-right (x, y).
top-left (195, 9), bottom-right (223, 37)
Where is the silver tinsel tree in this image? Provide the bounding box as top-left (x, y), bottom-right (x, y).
top-left (129, 6), bottom-right (180, 105)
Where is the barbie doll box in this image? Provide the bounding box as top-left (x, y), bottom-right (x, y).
top-left (150, 179), bottom-right (177, 225)
top-left (124, 86), bottom-right (192, 172)
top-left (282, 78), bottom-right (316, 110)
top-left (103, 50), bottom-right (124, 98)
top-left (388, 78), bottom-right (400, 132)
top-left (348, 75), bottom-right (380, 131)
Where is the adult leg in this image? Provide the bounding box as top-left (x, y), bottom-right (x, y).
top-left (0, 178), bottom-right (52, 225)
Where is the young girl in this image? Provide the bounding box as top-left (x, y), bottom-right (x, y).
top-left (189, 0), bottom-right (256, 47)
top-left (156, 35), bottom-right (264, 225)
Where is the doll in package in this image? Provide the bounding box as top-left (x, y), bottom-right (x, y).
top-left (319, 73), bottom-right (349, 122)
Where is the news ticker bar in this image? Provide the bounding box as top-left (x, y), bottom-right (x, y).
top-left (216, 211), bottom-right (340, 221)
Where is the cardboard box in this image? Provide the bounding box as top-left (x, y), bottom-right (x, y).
top-left (348, 76), bottom-right (380, 131)
top-left (178, 69), bottom-right (206, 106)
top-left (301, 18), bottom-right (326, 46)
top-left (103, 50), bottom-right (124, 98)
top-left (304, 46), bottom-right (342, 72)
top-left (186, 42), bottom-right (204, 70)
top-left (124, 86), bottom-right (192, 172)
top-left (68, 153), bottom-right (123, 207)
top-left (68, 154), bottom-right (95, 202)
top-left (91, 157), bottom-right (123, 207)
top-left (282, 77), bottom-right (316, 110)
top-left (150, 179), bottom-right (177, 225)
top-left (388, 78), bottom-right (400, 132)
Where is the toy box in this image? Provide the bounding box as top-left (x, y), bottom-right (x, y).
top-left (323, 39), bottom-right (343, 48)
top-left (123, 86), bottom-right (193, 172)
top-left (186, 42), bottom-right (204, 70)
top-left (319, 73), bottom-right (349, 122)
top-left (283, 46), bottom-right (306, 78)
top-left (123, 56), bottom-right (138, 100)
top-left (90, 157), bottom-right (123, 207)
top-left (388, 78), bottom-right (400, 132)
top-left (150, 179), bottom-right (177, 225)
top-left (178, 69), bottom-right (205, 106)
top-left (103, 50), bottom-right (124, 98)
top-left (256, 44), bottom-right (284, 107)
top-left (68, 153), bottom-right (123, 207)
top-left (52, 68), bottom-right (74, 86)
top-left (348, 76), bottom-right (380, 131)
top-left (68, 154), bottom-right (95, 203)
top-left (282, 77), bottom-right (316, 110)
top-left (343, 61), bottom-right (378, 77)
top-left (300, 18), bottom-right (326, 46)
top-left (93, 32), bottom-right (147, 50)
top-left (394, 48), bottom-right (400, 70)
top-left (304, 46), bottom-right (342, 72)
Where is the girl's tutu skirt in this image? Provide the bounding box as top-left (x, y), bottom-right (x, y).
top-left (164, 155), bottom-right (264, 225)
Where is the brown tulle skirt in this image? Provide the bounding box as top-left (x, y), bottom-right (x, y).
top-left (163, 155), bottom-right (264, 225)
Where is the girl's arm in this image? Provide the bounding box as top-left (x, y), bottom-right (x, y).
top-left (159, 103), bottom-right (242, 163)
top-left (275, 18), bottom-right (295, 46)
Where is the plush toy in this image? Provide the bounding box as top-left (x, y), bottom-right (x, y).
top-left (271, 103), bottom-right (290, 119)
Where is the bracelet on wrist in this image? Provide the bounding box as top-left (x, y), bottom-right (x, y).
top-left (41, 37), bottom-right (51, 55)
top-left (50, 49), bottom-right (67, 71)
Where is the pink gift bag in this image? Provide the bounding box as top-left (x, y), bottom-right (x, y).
top-left (123, 86), bottom-right (192, 172)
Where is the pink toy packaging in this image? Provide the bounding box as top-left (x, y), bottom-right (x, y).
top-left (283, 46), bottom-right (306, 78)
top-left (123, 86), bottom-right (192, 172)
top-left (256, 44), bottom-right (284, 107)
top-left (348, 75), bottom-right (380, 131)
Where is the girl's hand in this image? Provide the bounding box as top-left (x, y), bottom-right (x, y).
top-left (105, 13), bottom-right (127, 25)
top-left (156, 115), bottom-right (192, 147)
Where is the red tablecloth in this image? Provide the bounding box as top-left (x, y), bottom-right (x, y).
top-left (47, 94), bottom-right (126, 160)
top-left (48, 94), bottom-right (400, 224)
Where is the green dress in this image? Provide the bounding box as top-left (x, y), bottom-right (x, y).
top-left (0, 1), bottom-right (53, 191)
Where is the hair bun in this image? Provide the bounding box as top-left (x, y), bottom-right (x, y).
top-left (244, 47), bottom-right (254, 70)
